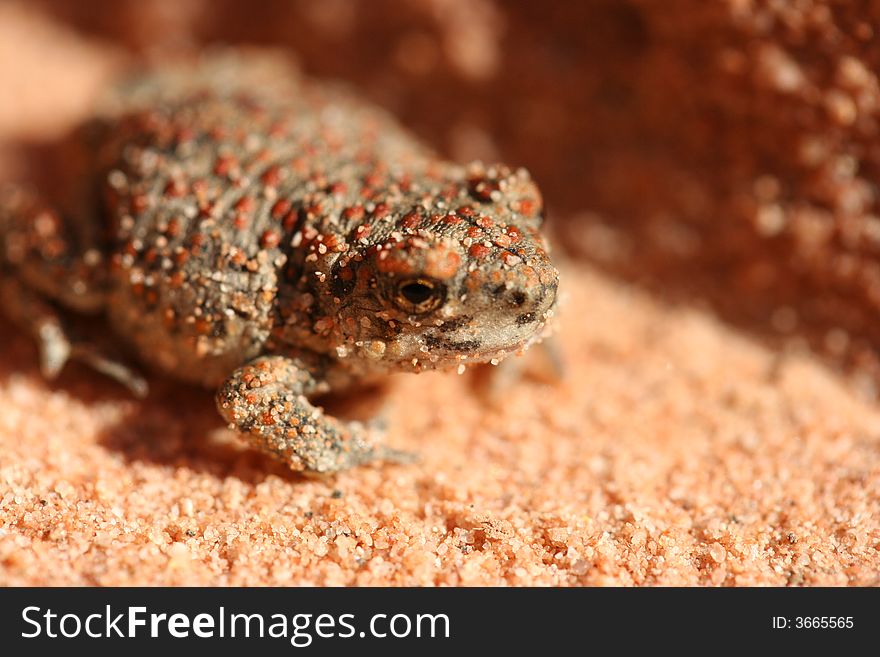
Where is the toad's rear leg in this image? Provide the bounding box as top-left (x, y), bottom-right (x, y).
top-left (217, 355), bottom-right (415, 473)
top-left (0, 186), bottom-right (147, 395)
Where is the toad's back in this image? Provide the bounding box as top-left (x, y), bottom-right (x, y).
top-left (96, 55), bottom-right (432, 386)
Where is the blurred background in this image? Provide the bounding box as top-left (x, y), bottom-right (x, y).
top-left (3, 0), bottom-right (880, 393)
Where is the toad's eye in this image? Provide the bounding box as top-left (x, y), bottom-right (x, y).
top-left (394, 277), bottom-right (446, 314)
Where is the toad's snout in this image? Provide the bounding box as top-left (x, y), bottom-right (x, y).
top-left (507, 258), bottom-right (559, 325)
top-left (514, 281), bottom-right (557, 327)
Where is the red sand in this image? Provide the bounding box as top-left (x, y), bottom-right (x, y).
top-left (2, 256), bottom-right (878, 585)
top-left (0, 2), bottom-right (878, 586)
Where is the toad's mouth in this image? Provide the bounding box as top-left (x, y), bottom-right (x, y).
top-left (419, 300), bottom-right (557, 364)
top-left (408, 327), bottom-right (551, 371)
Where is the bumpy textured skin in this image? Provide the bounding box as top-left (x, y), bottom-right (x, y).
top-left (0, 52), bottom-right (558, 473)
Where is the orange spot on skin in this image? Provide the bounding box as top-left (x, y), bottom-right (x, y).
top-left (166, 218), bottom-right (182, 237)
top-left (214, 155), bottom-right (237, 177)
top-left (520, 266), bottom-right (540, 289)
top-left (194, 317), bottom-right (211, 335)
top-left (399, 211), bottom-right (421, 229)
top-left (235, 196), bottom-right (255, 214)
top-left (323, 234), bottom-right (345, 252)
top-left (198, 201), bottom-right (215, 218)
top-left (440, 184), bottom-right (458, 201)
top-left (314, 317), bottom-right (335, 333)
top-left (363, 172), bottom-right (384, 188)
top-left (304, 203), bottom-right (323, 219)
top-left (376, 251), bottom-right (418, 275)
top-left (261, 166), bottom-right (282, 187)
top-left (343, 205), bottom-right (365, 221)
top-left (191, 180), bottom-right (208, 198)
top-left (268, 121), bottom-right (288, 138)
top-left (539, 263), bottom-right (557, 285)
top-left (260, 230), bottom-right (281, 249)
top-left (164, 180), bottom-right (186, 198)
top-left (271, 199), bottom-right (292, 219)
top-left (175, 127), bottom-right (195, 145)
top-left (517, 198), bottom-right (538, 216)
top-left (290, 157), bottom-right (309, 174)
top-left (468, 177), bottom-right (499, 201)
top-left (468, 243), bottom-right (492, 258)
top-left (424, 249), bottom-right (462, 279)
top-left (130, 194), bottom-right (148, 215)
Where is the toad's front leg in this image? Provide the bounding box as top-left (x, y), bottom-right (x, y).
top-left (216, 354), bottom-right (414, 473)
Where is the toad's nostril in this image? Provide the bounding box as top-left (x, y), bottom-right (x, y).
top-left (516, 311), bottom-right (536, 326)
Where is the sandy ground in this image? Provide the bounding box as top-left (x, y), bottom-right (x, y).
top-left (0, 2), bottom-right (878, 586)
top-left (1, 261), bottom-right (878, 586)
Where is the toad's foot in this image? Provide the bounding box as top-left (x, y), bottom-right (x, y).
top-left (216, 355), bottom-right (415, 473)
top-left (68, 343), bottom-right (149, 398)
top-left (0, 277), bottom-right (148, 397)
